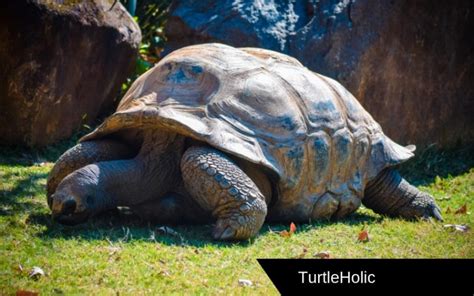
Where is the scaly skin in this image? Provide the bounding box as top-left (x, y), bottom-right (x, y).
top-left (363, 168), bottom-right (443, 221)
top-left (180, 146), bottom-right (267, 240)
top-left (47, 139), bottom-right (134, 207)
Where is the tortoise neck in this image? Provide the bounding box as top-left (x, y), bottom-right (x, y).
top-left (102, 130), bottom-right (186, 206)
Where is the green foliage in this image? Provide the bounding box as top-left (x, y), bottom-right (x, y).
top-left (0, 143), bottom-right (473, 294)
top-left (121, 43), bottom-right (155, 95)
top-left (119, 0), bottom-right (172, 95)
top-left (120, 0), bottom-right (171, 47)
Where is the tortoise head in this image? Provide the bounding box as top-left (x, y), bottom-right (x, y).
top-left (50, 164), bottom-right (106, 225)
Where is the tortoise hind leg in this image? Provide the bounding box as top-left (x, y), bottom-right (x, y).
top-left (180, 146), bottom-right (268, 240)
top-left (363, 168), bottom-right (443, 221)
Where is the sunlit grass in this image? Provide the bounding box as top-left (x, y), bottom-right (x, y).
top-left (0, 143), bottom-right (472, 294)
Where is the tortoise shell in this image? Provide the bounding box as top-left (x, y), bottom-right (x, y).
top-left (81, 43), bottom-right (414, 221)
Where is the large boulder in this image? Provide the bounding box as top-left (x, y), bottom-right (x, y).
top-left (0, 0), bottom-right (141, 147)
top-left (164, 0), bottom-right (474, 147)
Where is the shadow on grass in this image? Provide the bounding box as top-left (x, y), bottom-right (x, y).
top-left (1, 142), bottom-right (472, 247)
top-left (26, 210), bottom-right (381, 248)
top-left (0, 170), bottom-right (49, 216)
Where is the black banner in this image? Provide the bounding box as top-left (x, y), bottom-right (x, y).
top-left (258, 259), bottom-right (473, 295)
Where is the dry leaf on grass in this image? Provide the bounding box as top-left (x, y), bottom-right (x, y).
top-left (238, 279), bottom-right (253, 287)
top-left (443, 224), bottom-right (470, 233)
top-left (454, 204), bottom-right (467, 215)
top-left (290, 222), bottom-right (296, 233)
top-left (16, 290), bottom-right (38, 296)
top-left (28, 266), bottom-right (45, 280)
top-left (279, 222), bottom-right (297, 237)
top-left (358, 229), bottom-right (370, 242)
top-left (314, 251), bottom-right (331, 259)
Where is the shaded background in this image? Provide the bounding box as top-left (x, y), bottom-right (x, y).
top-left (0, 0), bottom-right (473, 148)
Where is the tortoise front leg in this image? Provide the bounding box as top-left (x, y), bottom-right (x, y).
top-left (180, 146), bottom-right (268, 240)
top-left (47, 139), bottom-right (134, 207)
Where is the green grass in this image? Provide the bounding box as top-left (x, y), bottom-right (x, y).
top-left (1, 141), bottom-right (473, 295)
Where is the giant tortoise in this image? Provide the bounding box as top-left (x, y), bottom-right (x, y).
top-left (47, 43), bottom-right (442, 240)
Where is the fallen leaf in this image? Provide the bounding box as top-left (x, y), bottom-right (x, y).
top-left (28, 266), bottom-right (45, 280)
top-left (314, 251), bottom-right (331, 259)
top-left (358, 230), bottom-right (370, 242)
top-left (445, 207), bottom-right (451, 214)
top-left (16, 290), bottom-right (38, 296)
top-left (443, 224), bottom-right (470, 233)
top-left (290, 222), bottom-right (297, 234)
top-left (454, 204), bottom-right (467, 215)
top-left (279, 222), bottom-right (297, 237)
top-left (238, 279), bottom-right (253, 287)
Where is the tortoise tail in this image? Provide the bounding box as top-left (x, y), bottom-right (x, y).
top-left (363, 168), bottom-right (443, 221)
